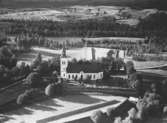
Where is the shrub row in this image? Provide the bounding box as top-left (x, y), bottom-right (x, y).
top-left (100, 77), bottom-right (129, 88)
top-left (133, 54), bottom-right (167, 61)
top-left (16, 83), bottom-right (63, 105)
top-left (90, 100), bottom-right (135, 123)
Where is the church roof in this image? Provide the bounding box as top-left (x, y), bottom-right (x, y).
top-left (66, 61), bottom-right (103, 73)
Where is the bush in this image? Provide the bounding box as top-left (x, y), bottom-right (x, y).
top-left (84, 75), bottom-right (92, 83)
top-left (128, 73), bottom-right (144, 97)
top-left (114, 108), bottom-right (142, 123)
top-left (163, 106), bottom-right (167, 115)
top-left (31, 53), bottom-right (42, 69)
top-left (114, 100), bottom-right (136, 116)
top-left (24, 88), bottom-right (39, 97)
top-left (0, 65), bottom-right (12, 86)
top-left (36, 61), bottom-right (50, 75)
top-left (45, 83), bottom-right (63, 97)
top-left (91, 110), bottom-right (111, 123)
top-left (54, 83), bottom-right (63, 95)
top-left (16, 93), bottom-right (29, 105)
top-left (137, 91), bottom-right (161, 118)
top-left (136, 99), bottom-right (149, 121)
top-left (18, 62), bottom-right (31, 76)
top-left (122, 117), bottom-right (141, 123)
top-left (0, 46), bottom-right (17, 69)
top-left (102, 77), bottom-right (128, 88)
top-left (50, 71), bottom-right (58, 82)
top-left (26, 72), bottom-right (42, 88)
top-left (16, 89), bottom-right (40, 105)
top-left (114, 117), bottom-right (122, 123)
top-left (125, 61), bottom-right (136, 76)
top-left (106, 107), bottom-right (117, 120)
top-left (128, 108), bottom-right (137, 119)
top-left (132, 55), bottom-right (146, 61)
top-left (45, 84), bottom-right (55, 97)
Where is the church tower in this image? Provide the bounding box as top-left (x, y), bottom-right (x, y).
top-left (60, 42), bottom-right (68, 79)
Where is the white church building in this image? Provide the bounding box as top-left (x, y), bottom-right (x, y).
top-left (60, 46), bottom-right (103, 81)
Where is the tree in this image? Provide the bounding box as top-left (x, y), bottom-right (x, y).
top-left (31, 53), bottom-right (42, 69)
top-left (25, 72), bottom-right (42, 88)
top-left (0, 65), bottom-right (7, 83)
top-left (132, 74), bottom-right (143, 97)
top-left (125, 61), bottom-right (136, 77)
top-left (141, 91), bottom-right (161, 117)
top-left (11, 66), bottom-right (20, 77)
top-left (107, 50), bottom-right (114, 59)
top-left (0, 31), bottom-right (7, 46)
top-left (48, 56), bottom-right (60, 72)
top-left (111, 58), bottom-right (125, 73)
top-left (0, 46), bottom-right (17, 69)
top-left (128, 73), bottom-right (144, 97)
top-left (71, 58), bottom-right (77, 63)
top-left (36, 61), bottom-right (49, 75)
top-left (51, 70), bottom-right (58, 82)
top-left (19, 62), bottom-right (31, 76)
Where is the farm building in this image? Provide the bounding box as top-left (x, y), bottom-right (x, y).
top-left (60, 46), bottom-right (103, 80)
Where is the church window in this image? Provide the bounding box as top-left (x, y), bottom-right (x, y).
top-left (93, 75), bottom-right (96, 79)
top-left (62, 61), bottom-right (66, 65)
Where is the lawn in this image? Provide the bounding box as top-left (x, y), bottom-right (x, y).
top-left (1, 93), bottom-right (126, 123)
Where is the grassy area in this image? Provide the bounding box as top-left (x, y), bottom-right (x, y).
top-left (2, 93), bottom-right (125, 123)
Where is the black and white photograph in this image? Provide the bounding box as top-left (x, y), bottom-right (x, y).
top-left (0, 0), bottom-right (167, 123)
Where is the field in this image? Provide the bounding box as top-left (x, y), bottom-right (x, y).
top-left (0, 5), bottom-right (164, 26)
top-left (0, 93), bottom-right (126, 123)
top-left (15, 36), bottom-right (143, 65)
top-left (0, 0), bottom-right (167, 10)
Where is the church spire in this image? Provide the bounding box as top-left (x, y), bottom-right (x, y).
top-left (92, 47), bottom-right (96, 61)
top-left (62, 42), bottom-right (66, 57)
